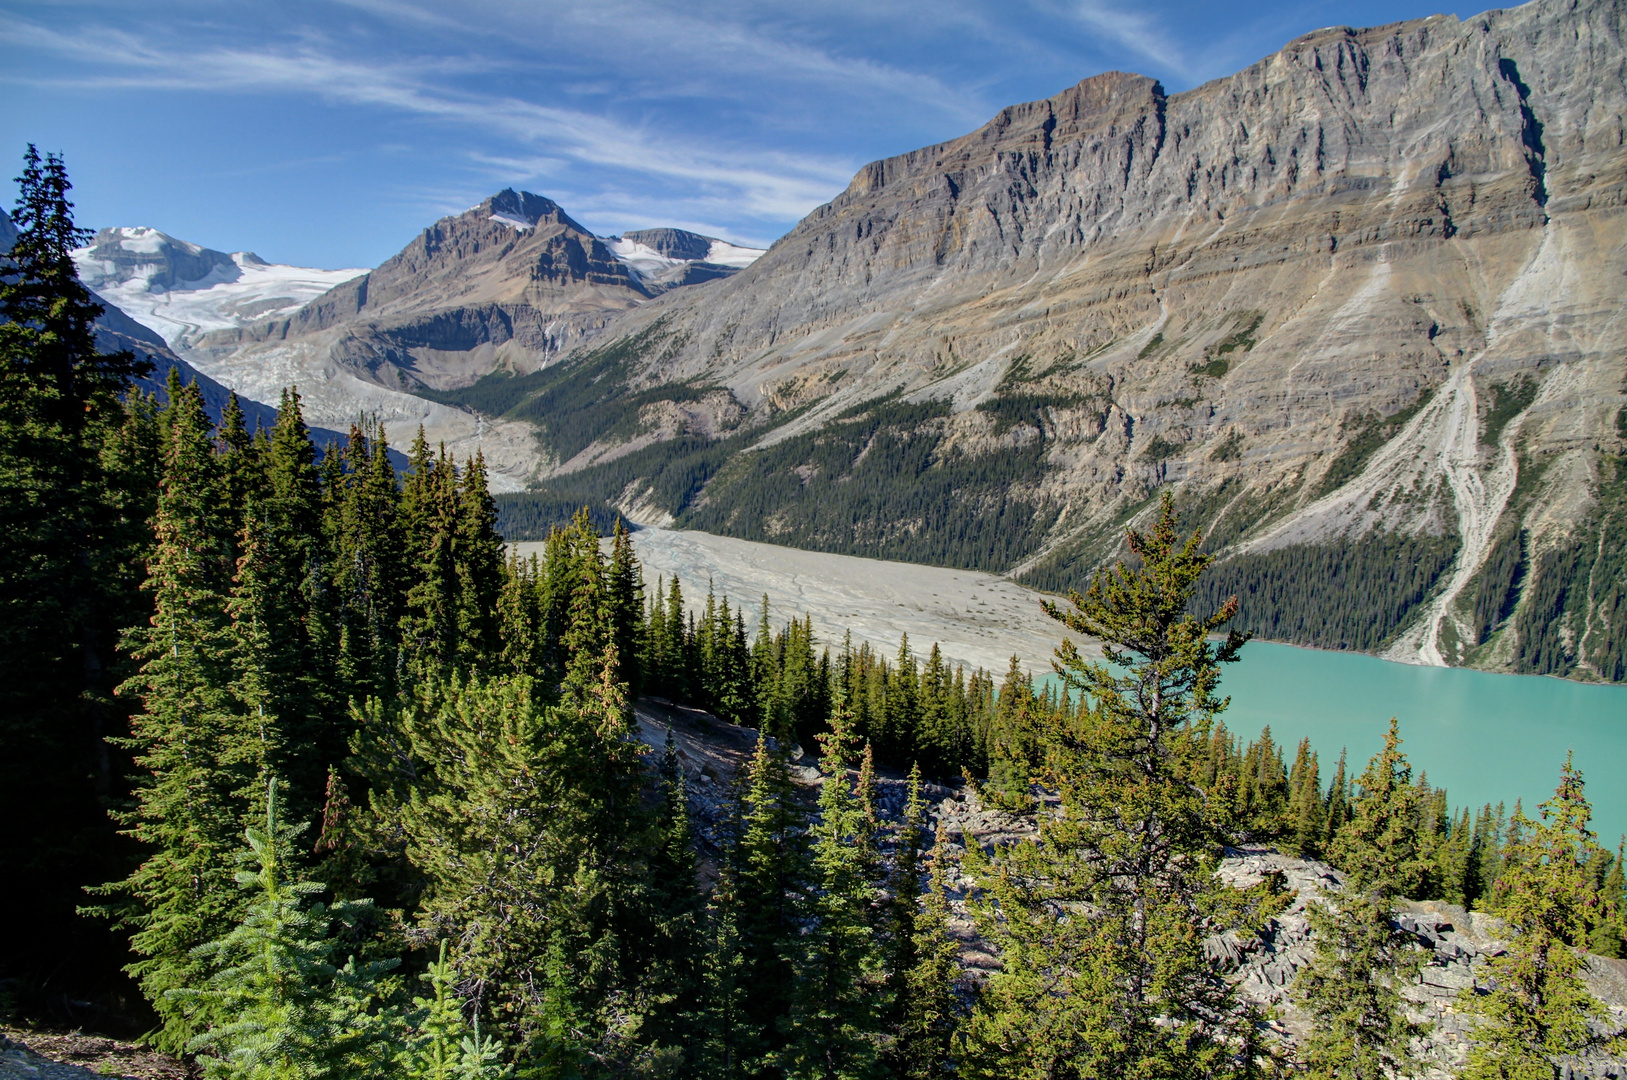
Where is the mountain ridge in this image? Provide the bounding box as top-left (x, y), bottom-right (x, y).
top-left (456, 0), bottom-right (1627, 681)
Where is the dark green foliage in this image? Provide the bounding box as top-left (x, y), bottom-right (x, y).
top-left (421, 322), bottom-right (716, 463)
top-left (1140, 433), bottom-right (1185, 460)
top-left (958, 493), bottom-right (1268, 1079)
top-left (1186, 314), bottom-right (1262, 380)
top-left (174, 783), bottom-right (399, 1079)
top-left (1210, 430), bottom-right (1245, 462)
top-left (494, 492), bottom-right (619, 540)
top-left (782, 702), bottom-right (887, 1080)
top-left (682, 396), bottom-right (1062, 572)
top-left (1293, 893), bottom-right (1428, 1080)
top-left (973, 390), bottom-right (1096, 437)
top-left (1137, 332), bottom-right (1164, 359)
top-left (1462, 757), bottom-right (1615, 1077)
top-left (1513, 454), bottom-right (1627, 680)
top-left (96, 379), bottom-right (259, 1051)
top-left (1470, 528), bottom-right (1523, 645)
top-left (1314, 390), bottom-right (1435, 499)
top-left (710, 735), bottom-right (807, 1075)
top-left (1482, 376), bottom-right (1537, 447)
top-left (1191, 532), bottom-right (1458, 652)
top-left (0, 146), bottom-right (156, 1007)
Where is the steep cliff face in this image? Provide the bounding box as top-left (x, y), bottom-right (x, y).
top-left (489, 0), bottom-right (1627, 679)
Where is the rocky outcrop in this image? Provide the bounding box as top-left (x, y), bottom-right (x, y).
top-left (512, 0), bottom-right (1627, 680)
top-left (641, 695), bottom-right (1627, 1073)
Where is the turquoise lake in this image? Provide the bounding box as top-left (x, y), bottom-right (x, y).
top-left (1212, 642), bottom-right (1627, 843)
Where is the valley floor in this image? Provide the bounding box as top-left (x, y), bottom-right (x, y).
top-left (515, 526), bottom-right (1103, 679)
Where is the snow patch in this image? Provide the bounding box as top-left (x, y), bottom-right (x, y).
top-left (75, 234), bottom-right (366, 350)
top-left (489, 213), bottom-right (534, 231)
top-left (704, 239), bottom-right (765, 268)
top-left (605, 237), bottom-right (684, 277)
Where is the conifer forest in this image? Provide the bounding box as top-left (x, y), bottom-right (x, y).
top-left (6, 153), bottom-right (1627, 1079)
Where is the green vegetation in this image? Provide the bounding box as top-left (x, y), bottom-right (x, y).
top-left (10, 149), bottom-right (1627, 1080)
top-left (493, 491), bottom-right (620, 539)
top-left (1139, 433), bottom-right (1185, 460)
top-left (1461, 756), bottom-right (1622, 1075)
top-left (1314, 389), bottom-right (1435, 498)
top-left (1187, 312), bottom-right (1263, 379)
top-left (958, 494), bottom-right (1267, 1078)
top-left (1482, 375), bottom-right (1537, 447)
top-left (680, 396), bottom-right (1065, 572)
top-left (1514, 452), bottom-right (1627, 680)
top-left (422, 322), bottom-right (720, 463)
top-left (1209, 430), bottom-right (1245, 462)
top-left (1192, 531), bottom-right (1458, 652)
top-left (1469, 527), bottom-right (1523, 646)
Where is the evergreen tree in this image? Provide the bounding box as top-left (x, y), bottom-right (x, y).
top-left (0, 145), bottom-right (152, 997)
top-left (1461, 755), bottom-right (1615, 1078)
top-left (891, 824), bottom-right (961, 1080)
top-left (1294, 723), bottom-right (1436, 1080)
top-left (722, 732), bottom-right (807, 1071)
top-left (1292, 891), bottom-right (1428, 1080)
top-left (95, 379), bottom-right (258, 1050)
top-left (331, 421), bottom-right (405, 702)
top-left (607, 519), bottom-right (644, 695)
top-left (401, 436), bottom-right (460, 674)
top-left (259, 387), bottom-right (341, 823)
top-left (398, 942), bottom-right (509, 1080)
top-left (453, 451), bottom-right (504, 670)
top-left (1323, 750), bottom-right (1351, 852)
top-left (1288, 739), bottom-right (1324, 857)
top-left (642, 728), bottom-right (704, 1065)
top-left (783, 697), bottom-right (886, 1080)
top-left (1330, 719), bottom-right (1429, 898)
top-left (175, 781), bottom-right (399, 1080)
top-left (958, 491), bottom-right (1261, 1078)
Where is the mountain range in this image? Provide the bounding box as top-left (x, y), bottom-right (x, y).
top-left (69, 192), bottom-right (764, 490)
top-left (74, 0), bottom-right (1627, 683)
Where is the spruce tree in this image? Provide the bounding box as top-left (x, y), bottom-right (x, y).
top-left (381, 673), bottom-right (573, 1043)
top-left (959, 491), bottom-right (1261, 1078)
top-left (643, 728), bottom-right (704, 1064)
top-left (0, 145), bottom-right (151, 995)
top-left (453, 451), bottom-right (504, 670)
top-left (331, 421), bottom-right (405, 702)
top-left (723, 732), bottom-right (807, 1070)
top-left (608, 519), bottom-right (644, 695)
top-left (1292, 890), bottom-right (1428, 1080)
top-left (398, 942), bottom-right (509, 1080)
top-left (175, 781), bottom-right (399, 1080)
top-left (96, 378), bottom-right (258, 1050)
top-left (891, 824), bottom-right (961, 1080)
top-left (1461, 755), bottom-right (1614, 1078)
top-left (1330, 719), bottom-right (1429, 898)
top-left (1293, 721), bottom-right (1434, 1080)
top-left (783, 697), bottom-right (886, 1080)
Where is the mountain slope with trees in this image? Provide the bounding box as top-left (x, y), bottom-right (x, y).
top-left (450, 0), bottom-right (1627, 683)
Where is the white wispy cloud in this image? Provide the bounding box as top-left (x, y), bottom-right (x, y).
top-left (1067, 0), bottom-right (1188, 74)
top-left (0, 12), bottom-right (859, 223)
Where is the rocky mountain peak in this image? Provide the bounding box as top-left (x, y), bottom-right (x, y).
top-left (619, 227), bottom-right (717, 262)
top-left (75, 226), bottom-right (243, 292)
top-left (480, 188), bottom-right (585, 233)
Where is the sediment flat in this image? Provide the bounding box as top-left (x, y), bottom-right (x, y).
top-left (512, 527), bottom-right (1098, 679)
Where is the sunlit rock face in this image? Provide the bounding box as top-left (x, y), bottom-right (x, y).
top-left (533, 0), bottom-right (1627, 677)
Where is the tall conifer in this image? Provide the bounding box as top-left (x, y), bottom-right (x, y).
top-left (98, 379), bottom-right (256, 1050)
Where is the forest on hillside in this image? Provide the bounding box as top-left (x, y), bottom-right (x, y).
top-left (5, 149), bottom-right (1627, 1079)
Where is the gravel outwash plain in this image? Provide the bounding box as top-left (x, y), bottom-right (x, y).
top-left (511, 527), bottom-right (1102, 679)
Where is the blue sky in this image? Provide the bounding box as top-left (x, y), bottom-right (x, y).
top-left (4, 0), bottom-right (1480, 269)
